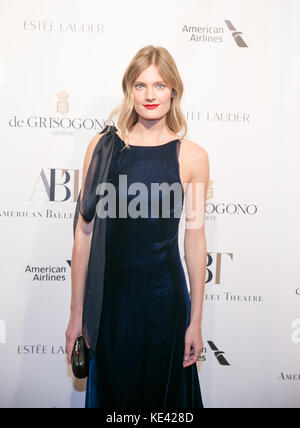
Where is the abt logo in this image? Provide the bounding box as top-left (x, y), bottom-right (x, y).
top-left (30, 168), bottom-right (81, 202)
top-left (0, 319), bottom-right (6, 344)
top-left (291, 319), bottom-right (300, 344)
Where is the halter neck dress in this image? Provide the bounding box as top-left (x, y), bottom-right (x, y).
top-left (85, 132), bottom-right (203, 408)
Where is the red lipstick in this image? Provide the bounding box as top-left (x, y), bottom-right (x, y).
top-left (144, 104), bottom-right (159, 109)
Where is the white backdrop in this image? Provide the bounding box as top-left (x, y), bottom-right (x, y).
top-left (0, 0), bottom-right (299, 408)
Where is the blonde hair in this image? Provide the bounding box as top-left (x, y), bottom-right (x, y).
top-left (105, 45), bottom-right (187, 149)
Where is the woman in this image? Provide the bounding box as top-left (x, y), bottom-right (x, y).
top-left (66, 45), bottom-right (209, 408)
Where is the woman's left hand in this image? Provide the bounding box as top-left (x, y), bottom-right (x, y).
top-left (183, 323), bottom-right (203, 368)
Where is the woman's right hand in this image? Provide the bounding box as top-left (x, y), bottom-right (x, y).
top-left (65, 308), bottom-right (83, 365)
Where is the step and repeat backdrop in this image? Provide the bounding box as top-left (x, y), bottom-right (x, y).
top-left (0, 0), bottom-right (299, 408)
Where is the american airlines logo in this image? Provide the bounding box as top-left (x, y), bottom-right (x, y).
top-left (207, 341), bottom-right (230, 365)
top-left (224, 20), bottom-right (248, 47)
top-left (182, 19), bottom-right (248, 47)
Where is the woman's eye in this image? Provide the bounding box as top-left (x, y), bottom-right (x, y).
top-left (134, 83), bottom-right (165, 89)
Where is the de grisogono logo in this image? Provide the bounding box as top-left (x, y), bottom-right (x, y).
top-left (56, 89), bottom-right (69, 115)
top-left (8, 89), bottom-right (105, 135)
top-left (205, 179), bottom-right (258, 221)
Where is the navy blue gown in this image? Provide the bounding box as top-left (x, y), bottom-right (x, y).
top-left (85, 133), bottom-right (203, 408)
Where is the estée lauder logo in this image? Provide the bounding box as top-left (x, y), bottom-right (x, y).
top-left (225, 20), bottom-right (248, 47)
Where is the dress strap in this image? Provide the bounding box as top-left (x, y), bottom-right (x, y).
top-left (176, 139), bottom-right (181, 161)
top-left (174, 139), bottom-right (184, 198)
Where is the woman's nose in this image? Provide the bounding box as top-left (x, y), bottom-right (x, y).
top-left (145, 88), bottom-right (155, 100)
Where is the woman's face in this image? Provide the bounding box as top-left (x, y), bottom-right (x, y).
top-left (131, 64), bottom-right (172, 121)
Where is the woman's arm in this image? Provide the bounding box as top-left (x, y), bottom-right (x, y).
top-left (65, 133), bottom-right (103, 364)
top-left (185, 227), bottom-right (207, 326)
top-left (182, 144), bottom-right (209, 368)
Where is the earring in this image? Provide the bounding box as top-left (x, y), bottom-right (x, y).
top-left (171, 89), bottom-right (175, 98)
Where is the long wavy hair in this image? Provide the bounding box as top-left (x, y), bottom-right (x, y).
top-left (104, 45), bottom-right (188, 149)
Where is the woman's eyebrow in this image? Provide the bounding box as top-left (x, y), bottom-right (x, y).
top-left (134, 80), bottom-right (166, 84)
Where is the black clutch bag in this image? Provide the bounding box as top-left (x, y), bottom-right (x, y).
top-left (71, 336), bottom-right (90, 379)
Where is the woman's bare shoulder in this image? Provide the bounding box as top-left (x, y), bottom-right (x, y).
top-left (85, 131), bottom-right (110, 159)
top-left (179, 138), bottom-right (209, 187)
top-left (81, 132), bottom-right (106, 168)
top-left (87, 131), bottom-right (105, 151)
top-left (180, 138), bottom-right (209, 160)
